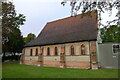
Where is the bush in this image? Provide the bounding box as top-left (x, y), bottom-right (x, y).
top-left (2, 55), bottom-right (21, 62)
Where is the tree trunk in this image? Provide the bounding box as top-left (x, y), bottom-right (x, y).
top-left (2, 52), bottom-right (5, 62)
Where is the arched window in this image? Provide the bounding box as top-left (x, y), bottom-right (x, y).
top-left (35, 48), bottom-right (38, 56)
top-left (30, 49), bottom-right (32, 56)
top-left (55, 47), bottom-right (58, 56)
top-left (71, 45), bottom-right (74, 56)
top-left (81, 44), bottom-right (85, 55)
top-left (47, 47), bottom-right (50, 56)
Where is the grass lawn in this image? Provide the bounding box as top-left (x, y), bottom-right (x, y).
top-left (2, 61), bottom-right (118, 78)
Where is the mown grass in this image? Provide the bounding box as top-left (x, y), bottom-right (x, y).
top-left (2, 61), bottom-right (118, 78)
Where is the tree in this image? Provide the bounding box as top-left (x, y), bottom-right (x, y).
top-left (8, 27), bottom-right (25, 53)
top-left (100, 25), bottom-right (120, 42)
top-left (2, 2), bottom-right (25, 43)
top-left (24, 33), bottom-right (36, 44)
top-left (61, 0), bottom-right (120, 28)
top-left (2, 1), bottom-right (26, 61)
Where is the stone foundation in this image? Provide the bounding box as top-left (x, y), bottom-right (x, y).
top-left (43, 61), bottom-right (61, 67)
top-left (66, 61), bottom-right (90, 69)
top-left (23, 60), bottom-right (90, 69)
top-left (23, 60), bottom-right (39, 65)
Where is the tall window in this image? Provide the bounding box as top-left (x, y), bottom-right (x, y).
top-left (35, 48), bottom-right (38, 56)
top-left (81, 44), bottom-right (85, 55)
top-left (30, 49), bottom-right (32, 56)
top-left (71, 45), bottom-right (74, 56)
top-left (47, 47), bottom-right (50, 56)
top-left (55, 47), bottom-right (58, 56)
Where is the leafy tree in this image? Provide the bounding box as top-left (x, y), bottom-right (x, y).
top-left (2, 1), bottom-right (26, 61)
top-left (2, 2), bottom-right (25, 43)
top-left (24, 33), bottom-right (36, 44)
top-left (100, 25), bottom-right (120, 42)
top-left (8, 27), bottom-right (25, 53)
top-left (61, 0), bottom-right (120, 27)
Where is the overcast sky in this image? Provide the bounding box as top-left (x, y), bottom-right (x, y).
top-left (13, 0), bottom-right (118, 37)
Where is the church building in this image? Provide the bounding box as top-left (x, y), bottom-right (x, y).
top-left (20, 10), bottom-right (99, 69)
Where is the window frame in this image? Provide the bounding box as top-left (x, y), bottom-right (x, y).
top-left (81, 44), bottom-right (86, 55)
top-left (71, 45), bottom-right (75, 56)
top-left (55, 47), bottom-right (58, 56)
top-left (47, 47), bottom-right (50, 56)
top-left (30, 49), bottom-right (33, 56)
top-left (35, 48), bottom-right (38, 56)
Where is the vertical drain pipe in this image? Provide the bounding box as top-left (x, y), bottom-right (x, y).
top-left (89, 40), bottom-right (92, 69)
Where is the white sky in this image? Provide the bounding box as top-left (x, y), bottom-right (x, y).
top-left (13, 0), bottom-right (118, 37)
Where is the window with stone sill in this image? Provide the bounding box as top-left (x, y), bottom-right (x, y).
top-left (81, 44), bottom-right (86, 55)
top-left (55, 47), bottom-right (58, 56)
top-left (30, 49), bottom-right (32, 56)
top-left (47, 47), bottom-right (50, 56)
top-left (71, 45), bottom-right (74, 56)
top-left (35, 48), bottom-right (38, 56)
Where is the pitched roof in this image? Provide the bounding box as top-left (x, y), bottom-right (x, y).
top-left (25, 10), bottom-right (98, 47)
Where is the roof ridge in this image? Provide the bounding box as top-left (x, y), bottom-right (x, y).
top-left (47, 10), bottom-right (97, 24)
top-left (47, 15), bottom-right (79, 24)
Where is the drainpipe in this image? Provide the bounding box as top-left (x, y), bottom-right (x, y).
top-left (89, 40), bottom-right (92, 69)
